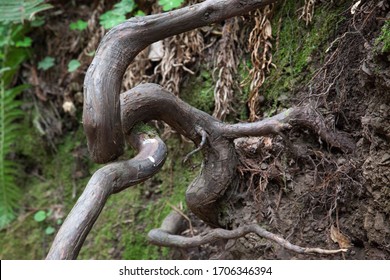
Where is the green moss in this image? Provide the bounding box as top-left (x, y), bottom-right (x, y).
top-left (119, 137), bottom-right (198, 260)
top-left (181, 70), bottom-right (214, 114)
top-left (133, 122), bottom-right (157, 136)
top-left (0, 120), bottom-right (95, 259)
top-left (261, 1), bottom-right (346, 114)
top-left (375, 20), bottom-right (390, 53)
top-left (233, 61), bottom-right (251, 121)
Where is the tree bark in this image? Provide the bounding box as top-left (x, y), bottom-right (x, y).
top-left (83, 0), bottom-right (278, 163)
top-left (46, 131), bottom-right (167, 260)
top-left (121, 83), bottom-right (354, 227)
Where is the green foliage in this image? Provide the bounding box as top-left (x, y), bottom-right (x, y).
top-left (375, 21), bottom-right (390, 53)
top-left (45, 226), bottom-right (55, 235)
top-left (15, 36), bottom-right (32, 47)
top-left (69, 20), bottom-right (88, 31)
top-left (34, 210), bottom-right (57, 235)
top-left (38, 56), bottom-right (55, 70)
top-left (158, 0), bottom-right (185, 11)
top-left (0, 83), bottom-right (29, 228)
top-left (33, 210), bottom-right (47, 222)
top-left (99, 0), bottom-right (137, 29)
top-left (0, 0), bottom-right (52, 24)
top-left (0, 23), bottom-right (31, 86)
top-left (0, 14), bottom-right (36, 228)
top-left (67, 59), bottom-right (81, 72)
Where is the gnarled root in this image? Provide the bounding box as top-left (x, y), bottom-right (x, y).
top-left (148, 211), bottom-right (347, 255)
top-left (48, 83), bottom-right (354, 259)
top-left (46, 131), bottom-right (167, 260)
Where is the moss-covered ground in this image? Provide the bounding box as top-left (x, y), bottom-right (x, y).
top-left (261, 1), bottom-right (345, 115)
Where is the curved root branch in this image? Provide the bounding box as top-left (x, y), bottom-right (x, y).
top-left (183, 125), bottom-right (208, 163)
top-left (148, 212), bottom-right (347, 255)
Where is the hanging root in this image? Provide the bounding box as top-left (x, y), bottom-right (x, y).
top-left (148, 211), bottom-right (347, 255)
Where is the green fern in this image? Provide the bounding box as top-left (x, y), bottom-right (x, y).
top-left (0, 0), bottom-right (52, 23)
top-left (0, 82), bottom-right (28, 228)
top-left (0, 19), bottom-right (31, 228)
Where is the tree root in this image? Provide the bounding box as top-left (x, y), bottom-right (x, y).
top-left (148, 211), bottom-right (347, 255)
top-left (48, 0), bottom-right (357, 259)
top-left (83, 0), bottom-right (278, 163)
top-left (47, 83), bottom-right (355, 259)
top-left (183, 125), bottom-right (208, 164)
top-left (46, 131), bottom-right (167, 260)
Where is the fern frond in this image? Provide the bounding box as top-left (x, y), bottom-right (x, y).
top-left (0, 0), bottom-right (53, 23)
top-left (0, 83), bottom-right (27, 228)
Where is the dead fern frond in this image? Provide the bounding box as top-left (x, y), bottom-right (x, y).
top-left (155, 28), bottom-right (204, 95)
top-left (151, 0), bottom-right (204, 96)
top-left (213, 18), bottom-right (241, 120)
top-left (247, 6), bottom-right (275, 121)
top-left (299, 0), bottom-right (316, 26)
top-left (122, 48), bottom-right (154, 91)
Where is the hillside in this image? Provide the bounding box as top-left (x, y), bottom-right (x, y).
top-left (0, 0), bottom-right (389, 260)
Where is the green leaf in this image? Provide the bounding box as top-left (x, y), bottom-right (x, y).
top-left (99, 12), bottom-right (126, 29)
top-left (38, 56), bottom-right (55, 70)
top-left (158, 0), bottom-right (184, 11)
top-left (45, 226), bottom-right (55, 235)
top-left (69, 19), bottom-right (88, 31)
top-left (113, 0), bottom-right (136, 14)
top-left (56, 218), bottom-right (63, 225)
top-left (33, 210), bottom-right (47, 222)
top-left (99, 0), bottom-right (137, 29)
top-left (67, 59), bottom-right (81, 72)
top-left (15, 37), bottom-right (32, 47)
top-left (135, 10), bottom-right (146, 17)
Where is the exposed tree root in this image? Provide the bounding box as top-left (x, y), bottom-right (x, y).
top-left (46, 131), bottom-right (167, 260)
top-left (83, 0), bottom-right (278, 164)
top-left (149, 211), bottom-right (347, 255)
top-left (183, 125), bottom-right (208, 163)
top-left (47, 82), bottom-right (354, 259)
top-left (48, 0), bottom-right (357, 260)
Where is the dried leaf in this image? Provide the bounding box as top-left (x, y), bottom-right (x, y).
top-left (330, 225), bottom-right (352, 249)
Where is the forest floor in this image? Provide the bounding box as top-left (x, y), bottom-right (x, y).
top-left (0, 0), bottom-right (389, 260)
